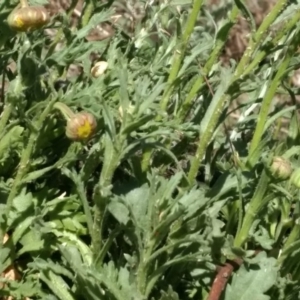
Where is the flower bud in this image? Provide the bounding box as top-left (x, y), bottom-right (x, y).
top-left (267, 156), bottom-right (293, 181)
top-left (7, 5), bottom-right (49, 32)
top-left (66, 112), bottom-right (97, 141)
top-left (291, 168), bottom-right (300, 189)
top-left (91, 61), bottom-right (108, 78)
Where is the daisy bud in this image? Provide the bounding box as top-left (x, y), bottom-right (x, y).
top-left (91, 61), bottom-right (108, 78)
top-left (66, 112), bottom-right (97, 141)
top-left (267, 156), bottom-right (292, 181)
top-left (7, 5), bottom-right (49, 32)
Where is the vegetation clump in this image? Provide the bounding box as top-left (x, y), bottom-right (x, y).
top-left (1, 0), bottom-right (300, 299)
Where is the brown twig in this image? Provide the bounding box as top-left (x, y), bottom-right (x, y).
top-left (207, 258), bottom-right (243, 300)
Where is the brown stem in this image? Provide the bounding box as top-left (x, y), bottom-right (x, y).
top-left (207, 258), bottom-right (242, 300)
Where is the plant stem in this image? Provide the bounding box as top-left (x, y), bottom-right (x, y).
top-left (0, 104), bottom-right (12, 135)
top-left (187, 2), bottom-right (290, 185)
top-left (19, 0), bottom-right (28, 8)
top-left (137, 178), bottom-right (158, 295)
top-left (242, 8), bottom-right (300, 77)
top-left (94, 226), bottom-right (121, 267)
top-left (53, 101), bottom-right (75, 120)
top-left (277, 221), bottom-right (300, 265)
top-left (248, 37), bottom-right (297, 165)
top-left (234, 0), bottom-right (288, 78)
top-left (4, 97), bottom-right (57, 229)
top-left (92, 134), bottom-right (120, 259)
top-left (137, 238), bottom-right (156, 296)
top-left (75, 174), bottom-right (94, 239)
top-left (178, 5), bottom-right (239, 121)
top-left (233, 171), bottom-right (270, 248)
top-left (80, 0), bottom-right (96, 28)
top-left (159, 0), bottom-right (204, 112)
top-left (248, 44), bottom-right (293, 165)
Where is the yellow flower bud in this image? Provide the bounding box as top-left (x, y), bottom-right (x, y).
top-left (7, 5), bottom-right (49, 32)
top-left (91, 61), bottom-right (108, 78)
top-left (66, 112), bottom-right (97, 141)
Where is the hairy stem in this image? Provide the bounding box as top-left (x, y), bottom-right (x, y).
top-left (248, 43), bottom-right (294, 165)
top-left (80, 0), bottom-right (96, 27)
top-left (178, 5), bottom-right (239, 121)
top-left (75, 174), bottom-right (94, 239)
top-left (160, 0), bottom-right (204, 112)
top-left (92, 134), bottom-right (120, 259)
top-left (243, 8), bottom-right (300, 77)
top-left (277, 221), bottom-right (300, 265)
top-left (0, 104), bottom-right (12, 136)
top-left (233, 171), bottom-right (270, 248)
top-left (53, 101), bottom-right (75, 120)
top-left (187, 1), bottom-right (290, 185)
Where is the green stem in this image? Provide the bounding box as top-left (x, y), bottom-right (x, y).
top-left (80, 0), bottom-right (96, 28)
top-left (187, 92), bottom-right (229, 185)
top-left (0, 104), bottom-right (12, 136)
top-left (137, 239), bottom-right (156, 296)
top-left (53, 101), bottom-right (75, 121)
top-left (187, 2), bottom-right (290, 185)
top-left (137, 179), bottom-right (158, 295)
top-left (92, 134), bottom-right (120, 259)
top-left (178, 5), bottom-right (239, 121)
top-left (243, 8), bottom-right (300, 77)
top-left (94, 226), bottom-right (121, 267)
top-left (277, 221), bottom-right (300, 265)
top-left (159, 0), bottom-right (204, 112)
top-left (248, 38), bottom-right (295, 165)
top-left (19, 0), bottom-right (28, 8)
top-left (234, 0), bottom-right (288, 78)
top-left (233, 171), bottom-right (270, 248)
top-left (75, 175), bottom-right (93, 238)
top-left (4, 97), bottom-right (57, 229)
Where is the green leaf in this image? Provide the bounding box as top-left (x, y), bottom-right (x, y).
top-left (8, 191), bottom-right (34, 227)
top-left (50, 228), bottom-right (93, 266)
top-left (234, 0), bottom-right (256, 32)
top-left (0, 126), bottom-right (23, 161)
top-left (225, 253), bottom-right (278, 300)
top-left (125, 183), bottom-right (150, 228)
top-left (39, 269), bottom-right (75, 300)
top-left (108, 200), bottom-right (129, 224)
top-left (158, 286), bottom-right (180, 300)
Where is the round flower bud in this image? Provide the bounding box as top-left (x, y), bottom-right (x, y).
top-left (91, 61), bottom-right (108, 78)
top-left (7, 5), bottom-right (49, 32)
top-left (291, 168), bottom-right (300, 189)
top-left (66, 112), bottom-right (97, 141)
top-left (267, 156), bottom-right (293, 181)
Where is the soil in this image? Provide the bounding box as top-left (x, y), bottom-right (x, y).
top-left (45, 0), bottom-right (277, 62)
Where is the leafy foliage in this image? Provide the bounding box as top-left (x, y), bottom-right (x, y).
top-left (1, 0), bottom-right (300, 299)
